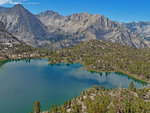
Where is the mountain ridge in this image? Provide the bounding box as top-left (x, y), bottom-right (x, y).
top-left (37, 10), bottom-right (148, 49)
top-left (122, 21), bottom-right (150, 41)
top-left (0, 4), bottom-right (149, 49)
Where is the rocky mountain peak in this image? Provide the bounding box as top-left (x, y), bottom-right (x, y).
top-left (37, 10), bottom-right (148, 49)
top-left (0, 5), bottom-right (148, 49)
top-left (0, 4), bottom-right (51, 46)
top-left (37, 10), bottom-right (64, 19)
top-left (9, 4), bottom-right (28, 14)
top-left (80, 12), bottom-right (91, 16)
top-left (41, 10), bottom-right (59, 16)
top-left (13, 4), bottom-right (24, 8)
top-left (67, 12), bottom-right (91, 18)
top-left (11, 4), bottom-right (25, 12)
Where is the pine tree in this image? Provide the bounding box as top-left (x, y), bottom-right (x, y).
top-left (93, 85), bottom-right (99, 91)
top-left (33, 101), bottom-right (41, 113)
top-left (129, 81), bottom-right (136, 91)
top-left (50, 104), bottom-right (57, 113)
top-left (100, 85), bottom-right (105, 91)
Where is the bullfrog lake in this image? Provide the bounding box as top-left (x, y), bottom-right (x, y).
top-left (0, 59), bottom-right (147, 113)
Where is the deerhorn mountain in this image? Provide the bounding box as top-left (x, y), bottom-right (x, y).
top-left (0, 4), bottom-right (149, 49)
top-left (37, 11), bottom-right (148, 49)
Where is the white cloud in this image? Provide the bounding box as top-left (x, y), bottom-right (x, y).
top-left (0, 0), bottom-right (20, 5)
top-left (24, 2), bottom-right (40, 4)
top-left (0, 0), bottom-right (39, 5)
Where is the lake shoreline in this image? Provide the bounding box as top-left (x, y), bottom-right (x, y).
top-left (0, 57), bottom-right (149, 85)
top-left (49, 59), bottom-right (149, 84)
top-left (0, 59), bottom-right (148, 113)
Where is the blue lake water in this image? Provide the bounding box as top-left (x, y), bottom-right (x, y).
top-left (0, 59), bottom-right (148, 113)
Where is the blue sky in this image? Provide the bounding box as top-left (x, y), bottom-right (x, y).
top-left (0, 0), bottom-right (150, 23)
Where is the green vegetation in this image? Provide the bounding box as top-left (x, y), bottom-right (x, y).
top-left (33, 101), bottom-right (41, 113)
top-left (49, 40), bottom-right (150, 82)
top-left (0, 60), bottom-right (9, 67)
top-left (0, 43), bottom-right (48, 60)
top-left (129, 81), bottom-right (136, 91)
top-left (34, 82), bottom-right (150, 113)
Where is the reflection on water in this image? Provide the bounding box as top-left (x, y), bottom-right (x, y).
top-left (0, 59), bottom-right (148, 113)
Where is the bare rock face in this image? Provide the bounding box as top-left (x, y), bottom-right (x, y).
top-left (0, 5), bottom-right (148, 49)
top-left (36, 10), bottom-right (64, 33)
top-left (0, 21), bottom-right (21, 45)
top-left (37, 11), bottom-right (147, 49)
top-left (122, 21), bottom-right (150, 41)
top-left (0, 4), bottom-right (51, 47)
top-left (0, 6), bottom-right (8, 12)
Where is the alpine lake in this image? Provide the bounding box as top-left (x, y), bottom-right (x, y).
top-left (0, 59), bottom-right (148, 113)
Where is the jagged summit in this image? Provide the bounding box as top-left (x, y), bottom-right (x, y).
top-left (37, 10), bottom-right (64, 19)
top-left (74, 12), bottom-right (91, 16)
top-left (0, 5), bottom-right (149, 49)
top-left (0, 4), bottom-right (51, 46)
top-left (9, 4), bottom-right (28, 15)
top-left (39, 10), bottom-right (61, 16)
top-left (37, 10), bottom-right (148, 49)
top-left (13, 4), bottom-right (24, 8)
top-left (10, 4), bottom-right (26, 13)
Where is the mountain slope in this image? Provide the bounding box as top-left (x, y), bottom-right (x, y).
top-left (0, 21), bottom-right (20, 45)
top-left (122, 21), bottom-right (150, 41)
top-left (0, 5), bottom-right (148, 49)
top-left (37, 11), bottom-right (148, 49)
top-left (0, 4), bottom-right (51, 46)
top-left (0, 6), bottom-right (8, 12)
top-left (0, 21), bottom-right (46, 60)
